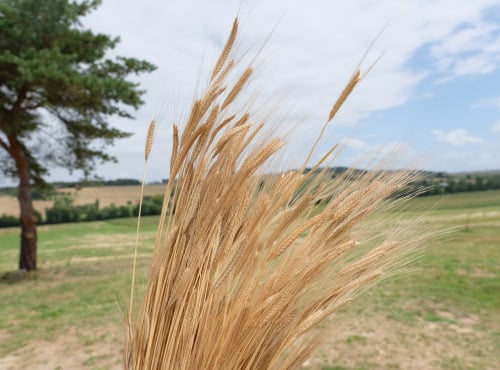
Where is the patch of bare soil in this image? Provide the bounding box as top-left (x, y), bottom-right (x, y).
top-left (0, 196), bottom-right (52, 218)
top-left (305, 309), bottom-right (499, 370)
top-left (59, 184), bottom-right (165, 208)
top-left (0, 184), bottom-right (165, 217)
top-left (2, 310), bottom-right (496, 370)
top-left (0, 325), bottom-right (123, 370)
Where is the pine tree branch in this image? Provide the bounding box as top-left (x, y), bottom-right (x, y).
top-left (0, 133), bottom-right (11, 154)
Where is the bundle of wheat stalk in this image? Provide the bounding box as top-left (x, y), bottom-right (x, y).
top-left (125, 18), bottom-right (424, 369)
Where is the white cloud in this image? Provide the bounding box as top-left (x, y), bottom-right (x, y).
top-left (430, 20), bottom-right (500, 79)
top-left (452, 54), bottom-right (497, 76)
top-left (432, 129), bottom-right (483, 145)
top-left (41, 0), bottom-right (500, 181)
top-left (492, 121), bottom-right (500, 133)
top-left (341, 138), bottom-right (368, 150)
top-left (343, 141), bottom-right (416, 170)
top-left (471, 96), bottom-right (500, 109)
top-left (434, 146), bottom-right (500, 172)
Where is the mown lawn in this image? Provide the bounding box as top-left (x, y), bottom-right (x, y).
top-left (1, 192), bottom-right (499, 369)
top-left (318, 191), bottom-right (500, 369)
top-left (0, 216), bottom-right (160, 369)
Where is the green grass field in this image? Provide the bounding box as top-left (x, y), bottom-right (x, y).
top-left (1, 191), bottom-right (499, 369)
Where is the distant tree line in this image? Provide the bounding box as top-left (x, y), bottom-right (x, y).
top-left (313, 168), bottom-right (500, 197)
top-left (0, 195), bottom-right (163, 228)
top-left (407, 173), bottom-right (500, 196)
top-left (0, 178), bottom-right (144, 199)
top-left (56, 178), bottom-right (143, 188)
top-left (1, 171), bottom-right (499, 228)
top-left (305, 168), bottom-right (500, 197)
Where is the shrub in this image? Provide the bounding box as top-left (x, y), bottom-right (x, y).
top-left (0, 214), bottom-right (20, 227)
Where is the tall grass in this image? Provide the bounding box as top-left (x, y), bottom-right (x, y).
top-left (125, 18), bottom-right (424, 369)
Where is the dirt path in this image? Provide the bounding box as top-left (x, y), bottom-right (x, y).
top-left (0, 324), bottom-right (123, 370)
top-left (1, 309), bottom-right (497, 370)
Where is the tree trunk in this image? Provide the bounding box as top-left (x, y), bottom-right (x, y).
top-left (18, 173), bottom-right (37, 271)
top-left (9, 137), bottom-right (37, 271)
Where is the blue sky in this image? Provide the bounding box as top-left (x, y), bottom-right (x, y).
top-left (33, 0), bottom-right (500, 183)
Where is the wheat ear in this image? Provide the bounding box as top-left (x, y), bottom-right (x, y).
top-left (128, 119), bottom-right (155, 322)
top-left (125, 18), bottom-right (425, 370)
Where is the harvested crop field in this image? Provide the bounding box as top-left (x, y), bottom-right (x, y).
top-left (0, 191), bottom-right (499, 369)
top-left (0, 184), bottom-right (165, 217)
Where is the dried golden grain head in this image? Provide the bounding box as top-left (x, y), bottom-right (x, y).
top-left (125, 17), bottom-right (426, 370)
top-left (144, 119), bottom-right (156, 162)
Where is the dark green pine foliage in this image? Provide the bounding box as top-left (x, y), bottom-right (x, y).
top-left (0, 0), bottom-right (156, 270)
